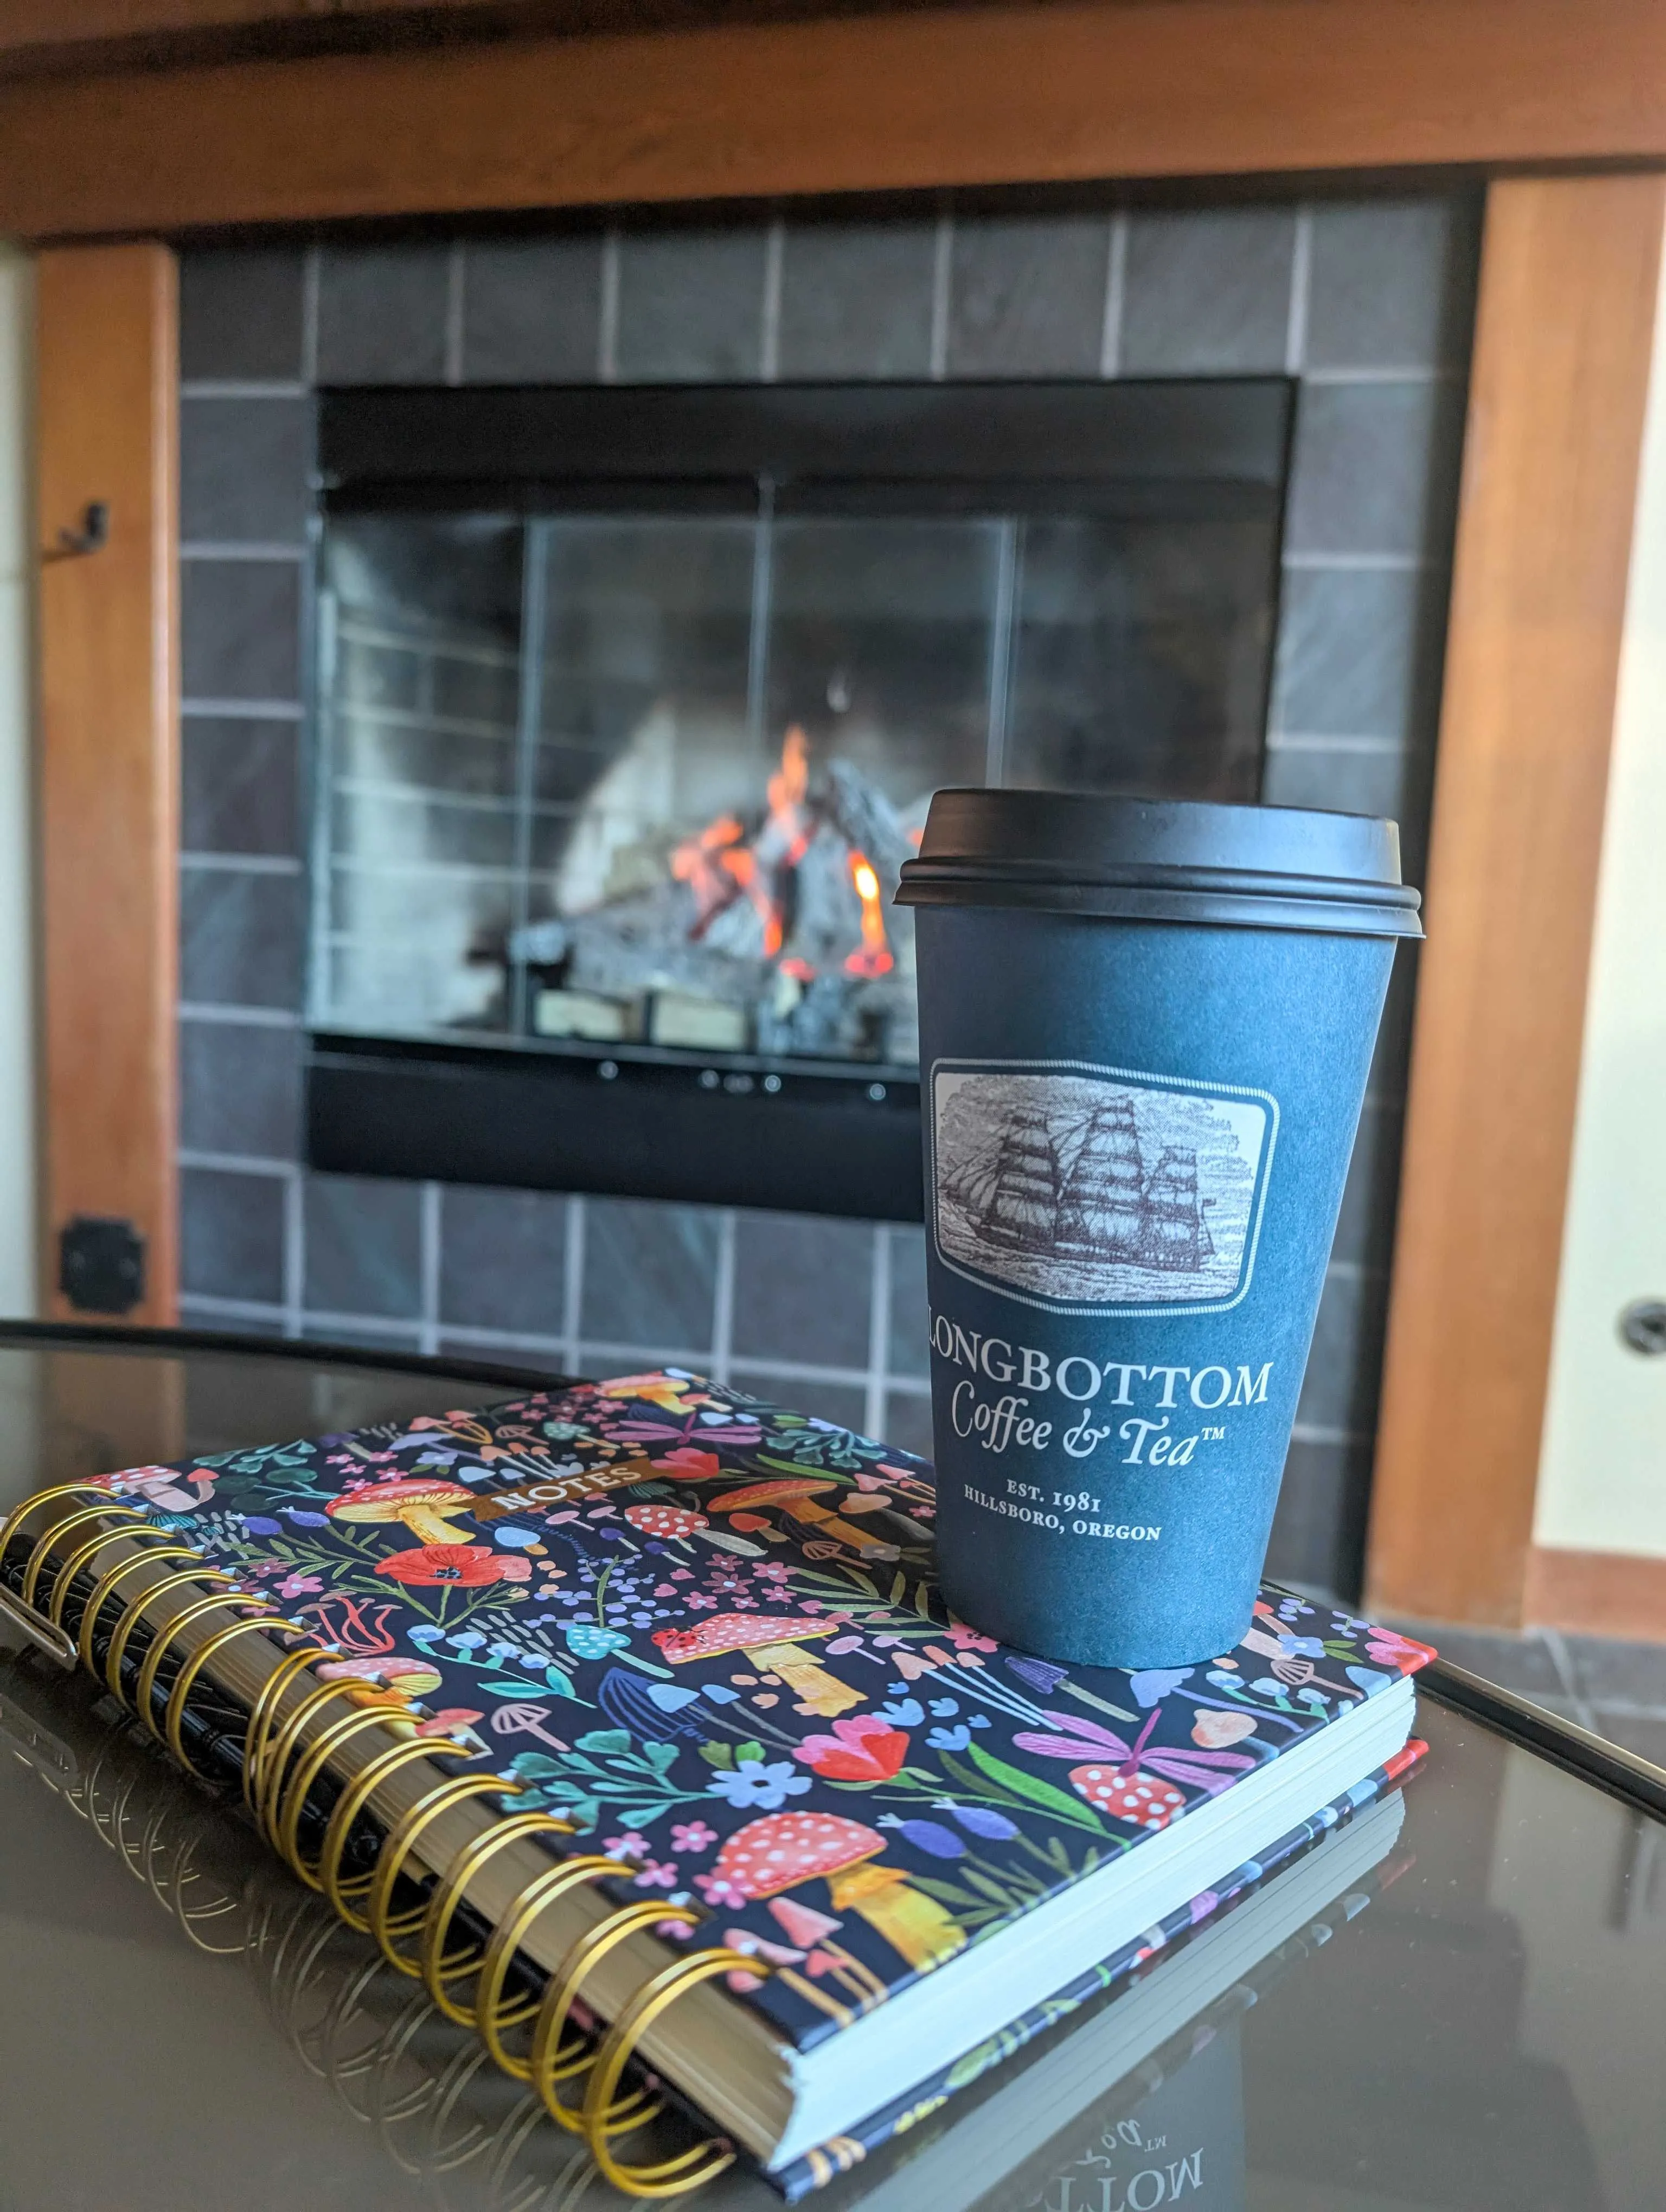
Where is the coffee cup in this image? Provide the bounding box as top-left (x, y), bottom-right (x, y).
top-left (894, 790), bottom-right (1421, 1669)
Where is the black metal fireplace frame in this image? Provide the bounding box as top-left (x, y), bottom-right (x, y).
top-left (304, 377), bottom-right (1293, 1223)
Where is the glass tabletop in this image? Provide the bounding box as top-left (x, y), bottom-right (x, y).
top-left (0, 1326), bottom-right (1661, 2211)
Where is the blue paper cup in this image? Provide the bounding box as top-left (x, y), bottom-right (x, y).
top-left (895, 791), bottom-right (1421, 1669)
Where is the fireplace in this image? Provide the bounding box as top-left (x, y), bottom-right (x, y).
top-left (305, 378), bottom-right (1291, 1218)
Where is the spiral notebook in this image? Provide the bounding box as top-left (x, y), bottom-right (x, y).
top-left (0, 1368), bottom-right (1432, 2197)
top-left (0, 1632), bottom-right (1409, 2212)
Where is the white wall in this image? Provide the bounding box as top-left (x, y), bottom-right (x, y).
top-left (0, 247), bottom-right (34, 1317)
top-left (1535, 247), bottom-right (1666, 1557)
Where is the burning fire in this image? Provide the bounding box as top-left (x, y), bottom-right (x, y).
top-left (844, 852), bottom-right (894, 978)
top-left (670, 726), bottom-right (893, 980)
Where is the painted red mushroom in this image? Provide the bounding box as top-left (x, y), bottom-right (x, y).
top-left (652, 1611), bottom-right (863, 1716)
top-left (708, 1812), bottom-right (965, 1971)
top-left (325, 1477), bottom-right (477, 1545)
top-left (620, 1502), bottom-right (761, 1558)
top-left (708, 1478), bottom-right (899, 1559)
top-left (1068, 1763), bottom-right (1187, 1832)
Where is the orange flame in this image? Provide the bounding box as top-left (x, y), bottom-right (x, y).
top-left (843, 848), bottom-right (894, 978)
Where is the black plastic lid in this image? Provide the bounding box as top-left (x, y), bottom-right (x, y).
top-left (895, 789), bottom-right (1422, 938)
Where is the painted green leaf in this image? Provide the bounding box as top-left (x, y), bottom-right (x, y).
top-left (966, 1744), bottom-right (1105, 1831)
top-left (575, 1728), bottom-right (632, 1756)
top-left (506, 1752), bottom-right (561, 1779)
top-left (700, 1742), bottom-right (735, 1769)
top-left (733, 1741), bottom-right (765, 1767)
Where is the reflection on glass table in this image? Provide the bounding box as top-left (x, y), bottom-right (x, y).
top-left (0, 1326), bottom-right (1662, 2212)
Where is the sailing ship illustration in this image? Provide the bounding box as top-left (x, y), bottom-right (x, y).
top-left (948, 1090), bottom-right (1216, 1274)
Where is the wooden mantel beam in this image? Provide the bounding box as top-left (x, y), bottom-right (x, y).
top-left (2, 0), bottom-right (1666, 240)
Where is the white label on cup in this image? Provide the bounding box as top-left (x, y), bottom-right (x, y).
top-left (930, 1057), bottom-right (1278, 1317)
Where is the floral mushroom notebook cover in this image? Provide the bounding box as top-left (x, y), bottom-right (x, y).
top-left (43, 1369), bottom-right (1433, 2188)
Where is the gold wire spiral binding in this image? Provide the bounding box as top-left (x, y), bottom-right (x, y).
top-left (271, 1706), bottom-right (418, 1885)
top-left (163, 1613), bottom-right (308, 1774)
top-left (318, 1735), bottom-right (453, 1929)
top-left (6, 1478), bottom-right (770, 2201)
top-left (581, 1949), bottom-right (751, 2197)
top-left (103, 1564), bottom-right (242, 1703)
top-left (19, 1500), bottom-right (143, 1611)
top-left (45, 1517), bottom-right (152, 1626)
top-left (243, 1643), bottom-right (342, 1813)
top-left (418, 1811), bottom-right (579, 2027)
top-left (475, 1855), bottom-right (620, 2081)
top-left (0, 1480), bottom-right (143, 1558)
top-left (76, 1541), bottom-right (203, 1667)
top-left (366, 1774), bottom-right (523, 1975)
top-left (530, 1900), bottom-right (701, 2137)
top-left (134, 1590), bottom-right (282, 1738)
top-left (257, 1676), bottom-right (366, 1840)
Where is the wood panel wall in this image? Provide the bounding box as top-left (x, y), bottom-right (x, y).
top-left (36, 245), bottom-right (179, 1327)
top-left (1366, 176), bottom-right (1665, 1630)
top-left (2, 0), bottom-right (1666, 240)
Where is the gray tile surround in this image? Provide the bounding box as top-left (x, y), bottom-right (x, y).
top-left (176, 191), bottom-right (1481, 1602)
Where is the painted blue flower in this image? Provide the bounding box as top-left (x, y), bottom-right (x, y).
top-left (450, 1630), bottom-right (487, 1651)
top-left (407, 1625), bottom-right (444, 1645)
top-left (1130, 1667), bottom-right (1193, 1707)
top-left (926, 1697), bottom-right (959, 1719)
top-left (493, 1526), bottom-right (540, 1549)
top-left (1247, 1675), bottom-right (1290, 1699)
top-left (241, 1515), bottom-right (282, 1536)
top-left (282, 1508), bottom-right (329, 1528)
top-left (928, 1724), bottom-right (971, 1752)
top-left (706, 1760), bottom-right (811, 1811)
top-left (879, 1698), bottom-right (925, 1728)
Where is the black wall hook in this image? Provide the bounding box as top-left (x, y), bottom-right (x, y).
top-left (46, 500), bottom-right (109, 561)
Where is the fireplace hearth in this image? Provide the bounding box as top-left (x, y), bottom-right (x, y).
top-left (306, 378), bottom-right (1290, 1218)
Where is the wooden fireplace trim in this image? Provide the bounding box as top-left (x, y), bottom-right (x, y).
top-left (1365, 175), bottom-right (1665, 1632)
top-left (2, 1), bottom-right (1666, 241)
top-left (36, 242), bottom-right (181, 1329)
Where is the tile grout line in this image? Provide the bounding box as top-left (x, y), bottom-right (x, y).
top-left (864, 1223), bottom-right (891, 1441)
top-left (181, 541), bottom-right (309, 562)
top-left (709, 1210), bottom-right (737, 1387)
top-left (561, 1194), bottom-right (587, 1375)
top-left (180, 1148), bottom-right (297, 1176)
top-left (598, 231), bottom-right (621, 383)
top-left (182, 698), bottom-right (304, 722)
top-left (418, 1181), bottom-right (443, 1356)
top-left (181, 851), bottom-right (304, 874)
top-left (760, 220), bottom-right (784, 383)
top-left (282, 1166), bottom-right (305, 1339)
top-left (928, 211), bottom-right (952, 381)
top-left (301, 244), bottom-right (321, 388)
top-left (1284, 204), bottom-right (1312, 377)
top-left (1099, 210), bottom-right (1129, 380)
top-left (179, 1002), bottom-right (302, 1028)
top-left (1266, 734), bottom-right (1413, 756)
top-left (444, 242), bottom-right (466, 386)
top-left (181, 379), bottom-right (309, 401)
